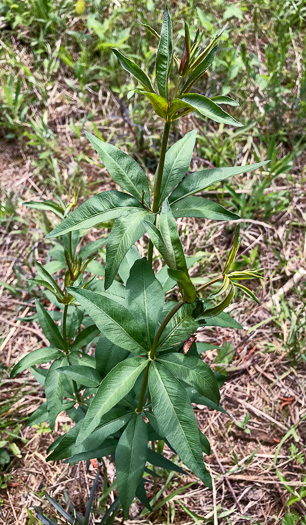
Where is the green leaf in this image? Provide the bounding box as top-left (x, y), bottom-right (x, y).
top-left (167, 269), bottom-right (196, 303)
top-left (158, 353), bottom-right (219, 404)
top-left (233, 282), bottom-right (260, 304)
top-left (224, 225), bottom-right (241, 273)
top-left (118, 245), bottom-right (141, 283)
top-left (147, 448), bottom-right (185, 474)
top-left (156, 8), bottom-right (173, 99)
top-left (180, 94), bottom-right (242, 127)
top-left (57, 365), bottom-right (102, 387)
top-left (27, 402), bottom-right (49, 426)
top-left (36, 301), bottom-right (66, 350)
top-left (143, 221), bottom-right (173, 267)
top-left (136, 479), bottom-right (152, 511)
top-left (167, 99), bottom-right (194, 120)
top-left (181, 45), bottom-right (218, 94)
top-left (105, 210), bottom-right (152, 289)
top-left (71, 325), bottom-right (100, 352)
top-left (149, 362), bottom-right (211, 486)
top-left (95, 336), bottom-right (129, 378)
top-left (11, 347), bottom-right (63, 377)
top-left (116, 415), bottom-right (148, 516)
top-left (171, 196), bottom-right (239, 220)
top-left (65, 440), bottom-right (116, 464)
top-left (142, 23), bottom-right (160, 39)
top-left (35, 262), bottom-right (64, 300)
top-left (199, 431), bottom-right (211, 455)
top-left (210, 95), bottom-right (239, 106)
top-left (76, 357), bottom-right (148, 444)
top-left (112, 49), bottom-right (154, 92)
top-left (202, 309), bottom-right (242, 329)
top-left (23, 199), bottom-right (64, 219)
top-left (158, 130), bottom-right (196, 205)
top-left (200, 284), bottom-right (235, 318)
top-left (158, 303), bottom-right (198, 350)
top-left (126, 258), bottom-right (164, 347)
top-left (136, 91), bottom-right (168, 119)
top-left (47, 420), bottom-right (83, 461)
top-left (159, 200), bottom-right (187, 271)
top-left (86, 133), bottom-right (150, 206)
top-left (170, 161), bottom-right (270, 204)
top-left (66, 287), bottom-right (148, 354)
top-left (47, 191), bottom-right (144, 238)
top-left (45, 359), bottom-right (66, 430)
top-left (78, 238), bottom-right (107, 260)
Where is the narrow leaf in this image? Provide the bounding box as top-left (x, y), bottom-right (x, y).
top-left (95, 336), bottom-right (129, 378)
top-left (57, 365), bottom-right (102, 387)
top-left (210, 95), bottom-right (239, 106)
top-left (156, 8), bottom-right (173, 99)
top-left (159, 200), bottom-right (187, 271)
top-left (112, 49), bottom-right (154, 92)
top-left (233, 282), bottom-right (260, 304)
top-left (71, 325), bottom-right (100, 352)
top-left (158, 303), bottom-right (198, 350)
top-left (36, 301), bottom-right (66, 350)
top-left (224, 225), bottom-right (241, 273)
top-left (11, 347), bottom-right (63, 377)
top-left (171, 196), bottom-right (239, 220)
top-left (45, 359), bottom-right (66, 430)
top-left (180, 93), bottom-right (242, 127)
top-left (181, 45), bottom-right (218, 94)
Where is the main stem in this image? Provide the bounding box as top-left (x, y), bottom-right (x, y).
top-left (148, 120), bottom-right (171, 262)
top-left (136, 300), bottom-right (184, 414)
top-left (62, 304), bottom-right (82, 404)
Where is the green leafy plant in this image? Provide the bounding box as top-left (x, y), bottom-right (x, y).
top-left (12, 8), bottom-right (267, 519)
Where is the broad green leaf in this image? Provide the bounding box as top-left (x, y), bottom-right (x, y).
top-left (47, 419), bottom-right (83, 461)
top-left (71, 325), bottom-right (100, 352)
top-left (45, 358), bottom-right (66, 430)
top-left (65, 439), bottom-right (116, 464)
top-left (116, 415), bottom-right (148, 516)
top-left (167, 268), bottom-right (196, 303)
top-left (76, 357), bottom-right (147, 444)
top-left (169, 161), bottom-right (270, 203)
top-left (66, 287), bottom-right (148, 353)
top-left (36, 301), bottom-right (66, 350)
top-left (171, 196), bottom-right (239, 220)
top-left (112, 49), bottom-right (154, 92)
top-left (47, 191), bottom-right (144, 238)
top-left (118, 245), bottom-right (141, 283)
top-left (35, 261), bottom-right (64, 299)
top-left (136, 91), bottom-right (168, 119)
top-left (159, 200), bottom-right (187, 271)
top-left (210, 95), bottom-right (239, 106)
top-left (126, 258), bottom-right (164, 347)
top-left (11, 347), bottom-right (63, 377)
top-left (57, 365), bottom-right (102, 387)
top-left (78, 238), bottom-right (107, 260)
top-left (149, 362), bottom-right (211, 486)
top-left (180, 93), bottom-right (242, 127)
top-left (158, 130), bottom-right (196, 205)
top-left (181, 45), bottom-right (218, 94)
top-left (147, 448), bottom-right (185, 474)
top-left (158, 303), bottom-right (198, 350)
top-left (156, 8), bottom-right (173, 99)
top-left (95, 336), bottom-right (129, 377)
top-left (167, 99), bottom-right (193, 120)
top-left (203, 310), bottom-right (242, 329)
top-left (24, 199), bottom-right (64, 219)
top-left (105, 210), bottom-right (152, 289)
top-left (86, 133), bottom-right (150, 206)
top-left (158, 353), bottom-right (220, 404)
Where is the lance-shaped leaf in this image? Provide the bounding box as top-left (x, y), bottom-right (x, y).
top-left (118, 245), bottom-right (141, 283)
top-left (224, 225), bottom-right (241, 273)
top-left (36, 301), bottom-right (66, 350)
top-left (116, 415), bottom-right (148, 516)
top-left (198, 284), bottom-right (235, 320)
top-left (158, 353), bottom-right (220, 404)
top-left (203, 309), bottom-right (242, 329)
top-left (126, 258), bottom-right (164, 347)
top-left (169, 161), bottom-right (270, 203)
top-left (11, 347), bottom-right (63, 378)
top-left (45, 358), bottom-right (67, 430)
top-left (75, 357), bottom-right (147, 444)
top-left (179, 22), bottom-right (190, 75)
top-left (47, 191), bottom-right (144, 238)
top-left (112, 49), bottom-right (154, 92)
top-left (149, 362), bottom-right (212, 486)
top-left (71, 325), bottom-right (100, 353)
top-left (171, 196), bottom-right (239, 220)
top-left (65, 439), bottom-right (117, 464)
top-left (66, 287), bottom-right (148, 354)
top-left (167, 98), bottom-right (194, 120)
top-left (210, 95), bottom-right (239, 106)
top-left (159, 200), bottom-right (187, 271)
top-left (136, 479), bottom-right (152, 511)
top-left (156, 8), bottom-right (173, 99)
top-left (158, 303), bottom-right (198, 350)
top-left (158, 130), bottom-right (196, 205)
top-left (147, 448), bottom-right (185, 474)
top-left (181, 45), bottom-right (218, 94)
top-left (24, 199), bottom-right (64, 219)
top-left (233, 282), bottom-right (260, 304)
top-left (96, 336), bottom-right (129, 378)
top-left (167, 268), bottom-right (196, 303)
top-left (142, 23), bottom-right (160, 39)
top-left (105, 210), bottom-right (152, 289)
top-left (86, 133), bottom-right (150, 206)
top-left (189, 25), bottom-right (226, 71)
top-left (136, 91), bottom-right (168, 119)
top-left (34, 261), bottom-right (64, 299)
top-left (57, 365), bottom-right (102, 387)
top-left (143, 221), bottom-right (174, 267)
top-left (180, 94), bottom-right (242, 127)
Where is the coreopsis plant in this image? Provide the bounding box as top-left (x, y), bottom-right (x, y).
top-left (12, 9), bottom-right (267, 519)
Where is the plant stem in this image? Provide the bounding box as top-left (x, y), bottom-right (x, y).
top-left (62, 304), bottom-right (82, 404)
top-left (147, 120), bottom-right (171, 262)
top-left (135, 362), bottom-right (150, 414)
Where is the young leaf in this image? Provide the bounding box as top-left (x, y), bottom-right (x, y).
top-left (75, 357), bottom-right (148, 444)
top-left (36, 301), bottom-right (66, 350)
top-left (57, 365), bottom-right (102, 387)
top-left (233, 282), bottom-right (260, 304)
top-left (71, 325), bottom-right (100, 353)
top-left (158, 130), bottom-right (197, 205)
top-left (224, 225), bottom-right (241, 273)
top-left (95, 336), bottom-right (129, 378)
top-left (169, 161), bottom-right (270, 203)
top-left (158, 353), bottom-right (220, 404)
top-left (180, 94), bottom-right (242, 127)
top-left (45, 358), bottom-right (66, 430)
top-left (158, 303), bottom-right (198, 350)
top-left (105, 210), bottom-right (152, 289)
top-left (181, 45), bottom-right (218, 94)
top-left (198, 285), bottom-right (235, 319)
top-left (116, 415), bottom-right (148, 516)
top-left (210, 95), bottom-right (239, 106)
top-left (86, 133), bottom-right (150, 206)
top-left (47, 191), bottom-right (144, 238)
top-left (112, 49), bottom-right (154, 92)
top-left (136, 91), bottom-right (168, 119)
top-left (66, 287), bottom-right (148, 354)
top-left (179, 22), bottom-right (191, 76)
top-left (156, 8), bottom-right (173, 99)
top-left (11, 347), bottom-right (63, 377)
top-left (149, 362), bottom-right (212, 487)
top-left (23, 199), bottom-right (64, 219)
top-left (34, 262), bottom-right (64, 300)
top-left (126, 258), bottom-right (164, 347)
top-left (171, 196), bottom-right (239, 220)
